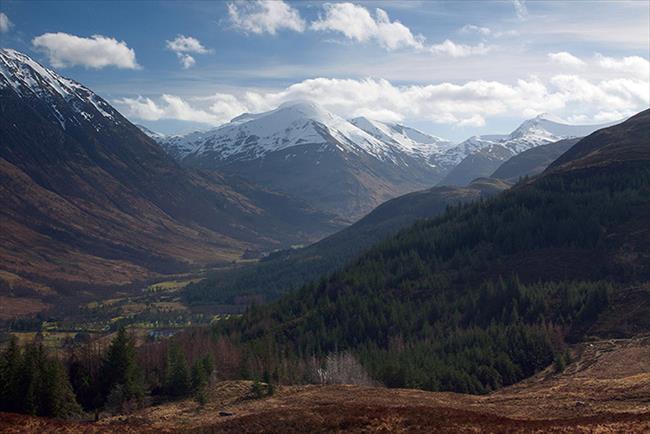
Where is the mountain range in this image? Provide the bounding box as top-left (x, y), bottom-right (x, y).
top-left (438, 114), bottom-right (616, 186)
top-left (211, 109), bottom-right (650, 393)
top-left (155, 101), bottom-right (454, 221)
top-left (151, 102), bottom-right (618, 219)
top-left (0, 47), bottom-right (636, 309)
top-left (0, 48), bottom-right (341, 298)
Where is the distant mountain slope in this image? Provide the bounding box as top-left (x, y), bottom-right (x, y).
top-left (349, 116), bottom-right (454, 160)
top-left (185, 178), bottom-right (509, 304)
top-left (213, 110), bottom-right (650, 394)
top-left (491, 138), bottom-right (580, 181)
top-left (437, 115), bottom-right (616, 186)
top-left (547, 109), bottom-right (650, 173)
top-left (0, 49), bottom-right (340, 296)
top-left (136, 124), bottom-right (166, 141)
top-left (438, 144), bottom-right (514, 186)
top-left (156, 101), bottom-right (449, 221)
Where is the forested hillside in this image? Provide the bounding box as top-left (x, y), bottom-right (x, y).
top-left (212, 110), bottom-right (650, 393)
top-left (185, 178), bottom-right (508, 304)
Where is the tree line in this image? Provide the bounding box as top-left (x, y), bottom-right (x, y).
top-left (0, 327), bottom-right (216, 418)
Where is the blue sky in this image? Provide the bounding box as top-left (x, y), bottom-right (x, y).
top-left (1, 0), bottom-right (648, 141)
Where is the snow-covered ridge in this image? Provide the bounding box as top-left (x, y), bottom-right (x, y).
top-left (136, 124), bottom-right (166, 140)
top-left (0, 48), bottom-right (120, 129)
top-left (159, 100), bottom-right (450, 166)
top-left (437, 114), bottom-right (617, 167)
top-left (350, 117), bottom-right (454, 159)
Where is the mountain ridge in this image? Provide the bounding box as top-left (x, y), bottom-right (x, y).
top-left (0, 48), bottom-right (341, 299)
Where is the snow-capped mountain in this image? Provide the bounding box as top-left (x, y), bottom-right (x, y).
top-left (0, 48), bottom-right (124, 132)
top-left (136, 124), bottom-right (166, 141)
top-left (158, 100), bottom-right (448, 221)
top-left (0, 48), bottom-right (343, 290)
top-left (349, 117), bottom-right (454, 161)
top-left (435, 134), bottom-right (509, 168)
top-left (436, 114), bottom-right (618, 186)
top-left (162, 100), bottom-right (446, 167)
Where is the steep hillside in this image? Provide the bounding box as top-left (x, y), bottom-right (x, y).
top-left (213, 110), bottom-right (650, 393)
top-left (491, 138), bottom-right (580, 181)
top-left (157, 101), bottom-right (448, 221)
top-left (0, 49), bottom-right (340, 300)
top-left (547, 109), bottom-right (649, 173)
top-left (184, 178), bottom-right (509, 304)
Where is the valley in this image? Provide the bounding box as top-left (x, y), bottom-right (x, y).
top-left (1, 3), bottom-right (649, 429)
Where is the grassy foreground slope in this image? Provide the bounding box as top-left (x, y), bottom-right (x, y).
top-left (213, 110), bottom-right (650, 393)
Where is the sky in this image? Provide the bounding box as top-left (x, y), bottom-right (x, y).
top-left (1, 0), bottom-right (649, 141)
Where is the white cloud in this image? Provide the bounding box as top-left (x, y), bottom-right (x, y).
top-left (116, 74), bottom-right (648, 128)
top-left (513, 0), bottom-right (528, 20)
top-left (114, 94), bottom-right (220, 124)
top-left (228, 0), bottom-right (305, 35)
top-left (178, 54), bottom-right (196, 69)
top-left (311, 3), bottom-right (489, 57)
top-left (166, 35), bottom-right (210, 69)
top-left (311, 3), bottom-right (424, 50)
top-left (166, 35), bottom-right (209, 54)
top-left (0, 12), bottom-right (12, 33)
top-left (595, 54), bottom-right (649, 80)
top-left (32, 33), bottom-right (139, 69)
top-left (548, 52), bottom-right (585, 67)
top-left (460, 24), bottom-right (491, 36)
top-left (430, 40), bottom-right (492, 58)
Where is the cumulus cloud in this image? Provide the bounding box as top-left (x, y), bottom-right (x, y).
top-left (311, 3), bottom-right (424, 50)
top-left (0, 12), bottom-right (12, 33)
top-left (166, 35), bottom-right (210, 69)
top-left (548, 51), bottom-right (585, 67)
top-left (166, 35), bottom-right (209, 54)
top-left (513, 0), bottom-right (528, 20)
top-left (228, 0), bottom-right (305, 35)
top-left (430, 40), bottom-right (492, 58)
top-left (32, 33), bottom-right (139, 69)
top-left (595, 54), bottom-right (649, 80)
top-left (311, 3), bottom-right (490, 56)
top-left (115, 74), bottom-right (648, 128)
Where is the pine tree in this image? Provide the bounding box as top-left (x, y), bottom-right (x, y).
top-left (164, 343), bottom-right (191, 397)
top-left (100, 327), bottom-right (144, 407)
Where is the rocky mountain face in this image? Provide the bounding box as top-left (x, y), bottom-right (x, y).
top-left (0, 48), bottom-right (340, 295)
top-left (437, 114), bottom-right (617, 186)
top-left (156, 101), bottom-right (450, 222)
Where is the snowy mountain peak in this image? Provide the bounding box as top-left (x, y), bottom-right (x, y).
top-left (0, 48), bottom-right (121, 129)
top-left (533, 112), bottom-right (565, 123)
top-left (349, 116), bottom-right (453, 160)
top-left (437, 114), bottom-right (618, 169)
top-left (158, 100), bottom-right (445, 166)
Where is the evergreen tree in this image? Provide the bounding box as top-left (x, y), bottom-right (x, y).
top-left (0, 340), bottom-right (79, 418)
top-left (100, 327), bottom-right (144, 407)
top-left (164, 343), bottom-right (191, 397)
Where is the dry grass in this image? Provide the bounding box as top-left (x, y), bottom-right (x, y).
top-left (2, 337), bottom-right (649, 433)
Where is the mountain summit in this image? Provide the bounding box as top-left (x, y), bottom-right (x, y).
top-left (157, 100), bottom-right (450, 221)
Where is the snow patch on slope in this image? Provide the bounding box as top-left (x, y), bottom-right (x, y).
top-left (0, 48), bottom-right (120, 129)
